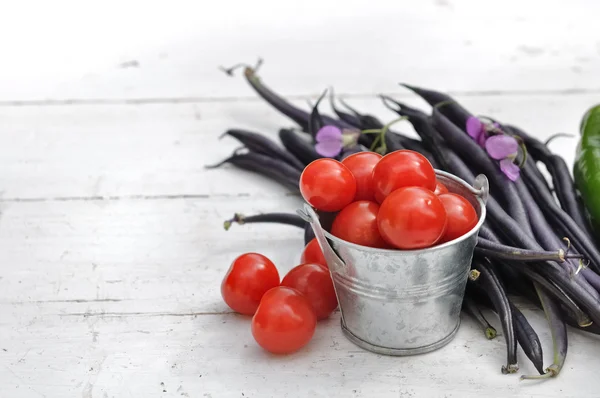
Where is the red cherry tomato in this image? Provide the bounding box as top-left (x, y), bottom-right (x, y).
top-left (371, 150), bottom-right (436, 203)
top-left (377, 186), bottom-right (447, 249)
top-left (434, 180), bottom-right (449, 195)
top-left (251, 286), bottom-right (317, 354)
top-left (220, 253), bottom-right (280, 315)
top-left (299, 159), bottom-right (357, 212)
top-left (438, 193), bottom-right (479, 243)
top-left (331, 200), bottom-right (389, 248)
top-left (281, 263), bottom-right (338, 320)
top-left (301, 238), bottom-right (327, 268)
top-left (341, 152), bottom-right (382, 201)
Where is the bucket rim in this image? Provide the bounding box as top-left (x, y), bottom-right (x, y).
top-left (319, 169), bottom-right (488, 255)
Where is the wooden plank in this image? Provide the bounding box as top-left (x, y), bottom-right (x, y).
top-left (0, 101), bottom-right (298, 199)
top-left (0, 197), bottom-right (305, 309)
top-left (0, 0), bottom-right (599, 101)
top-left (2, 298), bottom-right (600, 397)
top-left (1, 197), bottom-right (600, 396)
top-left (0, 94), bottom-right (594, 200)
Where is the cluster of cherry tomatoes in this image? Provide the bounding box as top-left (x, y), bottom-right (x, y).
top-left (221, 149), bottom-right (479, 355)
top-left (299, 150), bottom-right (479, 250)
top-left (220, 240), bottom-right (332, 355)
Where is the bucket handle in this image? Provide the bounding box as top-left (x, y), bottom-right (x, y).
top-left (296, 204), bottom-right (347, 272)
top-left (472, 174), bottom-right (490, 205)
top-left (296, 204), bottom-right (348, 327)
top-left (435, 170), bottom-right (489, 205)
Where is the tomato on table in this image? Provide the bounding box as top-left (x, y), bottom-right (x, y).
top-left (438, 193), bottom-right (478, 243)
top-left (299, 159), bottom-right (357, 212)
top-left (301, 238), bottom-right (327, 268)
top-left (281, 263), bottom-right (338, 320)
top-left (251, 286), bottom-right (317, 354)
top-left (220, 253), bottom-right (280, 315)
top-left (377, 186), bottom-right (448, 249)
top-left (371, 150), bottom-right (436, 203)
top-left (341, 152), bottom-right (382, 201)
top-left (331, 200), bottom-right (389, 248)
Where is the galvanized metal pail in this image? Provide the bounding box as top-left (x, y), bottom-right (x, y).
top-left (297, 170), bottom-right (489, 356)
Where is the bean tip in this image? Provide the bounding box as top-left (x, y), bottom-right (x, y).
top-left (314, 89), bottom-right (328, 108)
top-left (328, 87), bottom-right (341, 111)
top-left (520, 370), bottom-right (554, 381)
top-left (205, 151), bottom-right (241, 169)
top-left (338, 97), bottom-right (360, 117)
top-left (218, 65), bottom-right (236, 76)
top-left (544, 132), bottom-right (575, 147)
top-left (218, 58), bottom-right (263, 78)
top-left (562, 237), bottom-right (572, 253)
top-left (485, 327), bottom-right (497, 340)
top-left (379, 95), bottom-right (399, 112)
top-left (204, 160), bottom-right (226, 170)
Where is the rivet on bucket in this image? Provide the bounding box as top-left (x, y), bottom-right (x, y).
top-left (297, 170), bottom-right (489, 356)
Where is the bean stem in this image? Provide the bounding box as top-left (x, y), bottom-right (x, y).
top-left (476, 238), bottom-right (582, 263)
top-left (223, 212), bottom-right (305, 231)
top-left (463, 295), bottom-right (497, 340)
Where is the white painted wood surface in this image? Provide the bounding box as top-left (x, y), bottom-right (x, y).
top-left (1, 0), bottom-right (600, 101)
top-left (2, 1), bottom-right (600, 397)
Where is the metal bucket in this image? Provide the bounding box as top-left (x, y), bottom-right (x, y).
top-left (297, 170), bottom-right (489, 356)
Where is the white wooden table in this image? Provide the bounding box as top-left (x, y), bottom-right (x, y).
top-left (2, 1), bottom-right (600, 397)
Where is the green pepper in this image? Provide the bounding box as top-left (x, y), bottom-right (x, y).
top-left (573, 104), bottom-right (600, 233)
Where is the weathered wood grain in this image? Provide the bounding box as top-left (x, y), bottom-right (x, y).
top-left (1, 195), bottom-right (600, 397)
top-left (0, 197), bottom-right (304, 309)
top-left (2, 287), bottom-right (600, 397)
top-left (0, 0), bottom-right (599, 101)
top-left (0, 94), bottom-right (593, 200)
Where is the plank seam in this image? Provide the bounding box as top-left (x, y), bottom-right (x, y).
top-left (1, 88), bottom-right (599, 107)
top-left (0, 192), bottom-right (300, 203)
top-left (59, 311), bottom-right (236, 318)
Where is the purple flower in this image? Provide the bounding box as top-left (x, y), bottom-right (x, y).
top-left (466, 116), bottom-right (484, 140)
top-left (315, 125), bottom-right (359, 157)
top-left (315, 125), bottom-right (343, 157)
top-left (465, 116), bottom-right (522, 181)
top-left (466, 116), bottom-right (489, 147)
top-left (485, 135), bottom-right (519, 160)
top-left (500, 158), bottom-right (520, 181)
